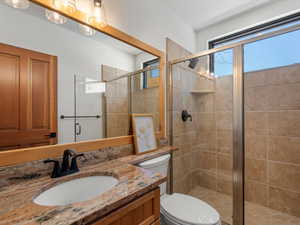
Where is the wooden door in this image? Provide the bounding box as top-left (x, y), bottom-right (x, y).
top-left (0, 43), bottom-right (57, 150)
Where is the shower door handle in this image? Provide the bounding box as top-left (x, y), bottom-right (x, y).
top-left (75, 122), bottom-right (82, 136)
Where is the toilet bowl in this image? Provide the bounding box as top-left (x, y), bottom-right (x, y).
top-left (138, 154), bottom-right (221, 225)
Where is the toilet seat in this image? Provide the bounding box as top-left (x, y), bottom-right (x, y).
top-left (161, 193), bottom-right (220, 225)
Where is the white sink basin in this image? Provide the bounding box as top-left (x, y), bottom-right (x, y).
top-left (34, 176), bottom-right (118, 206)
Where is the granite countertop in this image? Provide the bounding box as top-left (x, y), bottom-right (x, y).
top-left (0, 146), bottom-right (177, 225)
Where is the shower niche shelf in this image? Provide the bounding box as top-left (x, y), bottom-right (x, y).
top-left (190, 90), bottom-right (215, 94)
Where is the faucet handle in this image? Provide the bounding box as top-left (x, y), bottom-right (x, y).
top-left (44, 159), bottom-right (61, 178)
top-left (63, 149), bottom-right (76, 156)
top-left (70, 153), bottom-right (85, 172)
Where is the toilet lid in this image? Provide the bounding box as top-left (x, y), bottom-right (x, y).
top-left (161, 193), bottom-right (220, 225)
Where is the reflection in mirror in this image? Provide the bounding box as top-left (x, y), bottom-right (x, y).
top-left (0, 1), bottom-right (160, 151)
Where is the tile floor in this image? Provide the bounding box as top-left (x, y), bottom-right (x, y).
top-left (188, 186), bottom-right (300, 225)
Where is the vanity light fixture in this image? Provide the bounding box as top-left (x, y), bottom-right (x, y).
top-left (4, 0), bottom-right (30, 9)
top-left (45, 0), bottom-right (77, 24)
top-left (89, 0), bottom-right (107, 28)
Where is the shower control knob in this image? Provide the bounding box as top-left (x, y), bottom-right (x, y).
top-left (182, 110), bottom-right (192, 122)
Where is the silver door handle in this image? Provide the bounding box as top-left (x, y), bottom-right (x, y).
top-left (75, 123), bottom-right (82, 135)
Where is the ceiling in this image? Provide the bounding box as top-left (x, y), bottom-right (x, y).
top-left (164, 0), bottom-right (274, 31)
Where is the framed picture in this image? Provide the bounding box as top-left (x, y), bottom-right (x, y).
top-left (131, 114), bottom-right (157, 154)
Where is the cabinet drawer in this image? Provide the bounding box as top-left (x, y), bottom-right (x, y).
top-left (91, 188), bottom-right (160, 225)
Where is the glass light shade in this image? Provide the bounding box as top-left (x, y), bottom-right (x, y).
top-left (45, 10), bottom-right (67, 24)
top-left (79, 24), bottom-right (96, 36)
top-left (53, 0), bottom-right (77, 13)
top-left (89, 0), bottom-right (107, 28)
top-left (5, 0), bottom-right (30, 9)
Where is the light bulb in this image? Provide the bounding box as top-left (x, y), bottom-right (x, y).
top-left (79, 24), bottom-right (95, 36)
top-left (5, 0), bottom-right (30, 9)
top-left (89, 0), bottom-right (107, 28)
top-left (53, 0), bottom-right (77, 13)
top-left (45, 9), bottom-right (67, 24)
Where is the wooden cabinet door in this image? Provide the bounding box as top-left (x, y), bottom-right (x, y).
top-left (0, 43), bottom-right (57, 150)
top-left (91, 188), bottom-right (160, 225)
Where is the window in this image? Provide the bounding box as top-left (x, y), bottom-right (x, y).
top-left (209, 12), bottom-right (300, 75)
top-left (143, 58), bottom-right (159, 88)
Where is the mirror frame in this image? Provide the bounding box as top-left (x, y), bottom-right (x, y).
top-left (0, 0), bottom-right (166, 166)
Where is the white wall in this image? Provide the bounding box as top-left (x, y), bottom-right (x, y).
top-left (0, 4), bottom-right (135, 144)
top-left (104, 0), bottom-right (196, 53)
top-left (196, 0), bottom-right (300, 51)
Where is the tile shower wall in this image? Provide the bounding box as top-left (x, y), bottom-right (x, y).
top-left (244, 64), bottom-right (300, 217)
top-left (167, 39), bottom-right (217, 194)
top-left (131, 77), bottom-right (160, 131)
top-left (102, 65), bottom-right (129, 137)
top-left (168, 38), bottom-right (300, 217)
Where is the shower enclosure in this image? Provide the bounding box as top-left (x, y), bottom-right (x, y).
top-left (59, 75), bottom-right (104, 143)
top-left (169, 24), bottom-right (300, 225)
top-left (60, 65), bottom-right (160, 143)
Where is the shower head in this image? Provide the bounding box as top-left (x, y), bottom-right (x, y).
top-left (188, 58), bottom-right (199, 69)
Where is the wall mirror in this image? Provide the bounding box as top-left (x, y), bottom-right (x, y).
top-left (0, 0), bottom-right (164, 161)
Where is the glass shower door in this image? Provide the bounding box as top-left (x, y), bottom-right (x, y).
top-left (243, 29), bottom-right (300, 225)
top-left (170, 49), bottom-right (235, 225)
top-left (75, 75), bottom-right (103, 142)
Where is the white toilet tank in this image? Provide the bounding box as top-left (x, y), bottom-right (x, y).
top-left (138, 154), bottom-right (170, 196)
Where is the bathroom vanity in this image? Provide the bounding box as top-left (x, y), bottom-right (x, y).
top-left (0, 147), bottom-right (177, 225)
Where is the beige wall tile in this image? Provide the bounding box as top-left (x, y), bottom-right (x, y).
top-left (244, 70), bottom-right (266, 88)
top-left (245, 86), bottom-right (269, 111)
top-left (263, 65), bottom-right (300, 86)
top-left (245, 135), bottom-right (268, 160)
top-left (197, 113), bottom-right (216, 133)
top-left (269, 186), bottom-right (300, 217)
top-left (217, 174), bottom-right (233, 196)
top-left (195, 170), bottom-right (217, 191)
top-left (269, 162), bottom-right (300, 193)
top-left (266, 84), bottom-right (300, 111)
top-left (269, 136), bottom-right (300, 165)
top-left (197, 151), bottom-right (217, 173)
top-left (217, 129), bottom-right (233, 155)
top-left (269, 111), bottom-right (300, 137)
top-left (173, 178), bottom-right (187, 194)
top-left (216, 112), bottom-right (233, 130)
top-left (173, 157), bottom-right (184, 180)
top-left (245, 159), bottom-right (267, 182)
top-left (217, 154), bottom-right (233, 176)
top-left (245, 112), bottom-right (268, 135)
top-left (245, 180), bottom-right (268, 207)
top-left (215, 77), bottom-right (233, 111)
top-left (195, 131), bottom-right (216, 151)
top-left (182, 153), bottom-right (194, 174)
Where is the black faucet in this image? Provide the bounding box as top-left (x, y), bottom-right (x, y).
top-left (61, 149), bottom-right (75, 172)
top-left (44, 149), bottom-right (84, 178)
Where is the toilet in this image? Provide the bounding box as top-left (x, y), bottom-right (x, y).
top-left (138, 154), bottom-right (221, 225)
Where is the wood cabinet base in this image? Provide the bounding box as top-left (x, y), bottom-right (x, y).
top-left (91, 188), bottom-right (160, 225)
